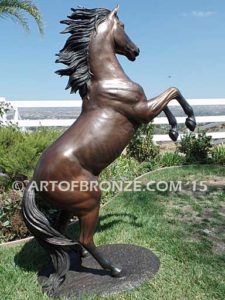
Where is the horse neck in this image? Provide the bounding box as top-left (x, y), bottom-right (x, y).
top-left (88, 31), bottom-right (128, 81)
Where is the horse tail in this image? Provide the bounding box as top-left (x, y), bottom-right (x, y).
top-left (22, 183), bottom-right (82, 294)
top-left (22, 183), bottom-right (80, 248)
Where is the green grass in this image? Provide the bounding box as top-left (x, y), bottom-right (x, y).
top-left (1, 165), bottom-right (225, 299)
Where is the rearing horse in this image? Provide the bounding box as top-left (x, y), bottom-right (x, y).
top-left (22, 6), bottom-right (196, 293)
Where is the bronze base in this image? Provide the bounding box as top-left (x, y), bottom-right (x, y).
top-left (38, 244), bottom-right (160, 298)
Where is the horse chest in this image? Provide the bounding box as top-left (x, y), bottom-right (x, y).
top-left (95, 80), bottom-right (146, 104)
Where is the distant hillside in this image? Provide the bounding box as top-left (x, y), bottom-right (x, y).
top-left (7, 105), bottom-right (225, 120)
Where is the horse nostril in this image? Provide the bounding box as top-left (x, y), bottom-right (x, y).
top-left (135, 48), bottom-right (140, 56)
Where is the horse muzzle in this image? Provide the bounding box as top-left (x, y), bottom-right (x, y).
top-left (127, 47), bottom-right (140, 61)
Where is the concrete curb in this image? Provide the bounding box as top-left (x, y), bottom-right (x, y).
top-left (0, 236), bottom-right (34, 248)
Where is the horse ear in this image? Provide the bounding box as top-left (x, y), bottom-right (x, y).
top-left (108, 5), bottom-right (120, 19)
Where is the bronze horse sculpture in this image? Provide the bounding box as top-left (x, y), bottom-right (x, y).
top-left (22, 6), bottom-right (196, 293)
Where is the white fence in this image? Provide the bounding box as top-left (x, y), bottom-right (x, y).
top-left (1, 97), bottom-right (225, 142)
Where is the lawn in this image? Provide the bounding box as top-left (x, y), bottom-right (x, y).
top-left (0, 165), bottom-right (225, 300)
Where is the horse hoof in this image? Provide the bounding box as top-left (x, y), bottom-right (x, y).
top-left (185, 117), bottom-right (196, 131)
top-left (169, 129), bottom-right (179, 141)
top-left (110, 267), bottom-right (123, 278)
top-left (81, 248), bottom-right (89, 258)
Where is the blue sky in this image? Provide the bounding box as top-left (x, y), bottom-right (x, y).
top-left (0, 0), bottom-right (224, 100)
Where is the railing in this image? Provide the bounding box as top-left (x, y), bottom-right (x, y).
top-left (1, 97), bottom-right (225, 142)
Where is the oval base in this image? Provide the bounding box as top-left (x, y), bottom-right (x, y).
top-left (38, 244), bottom-right (160, 298)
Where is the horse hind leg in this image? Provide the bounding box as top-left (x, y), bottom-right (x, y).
top-left (54, 210), bottom-right (72, 232)
top-left (55, 210), bottom-right (88, 258)
top-left (79, 205), bottom-right (122, 277)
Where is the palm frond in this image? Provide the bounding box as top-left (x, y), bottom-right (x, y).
top-left (0, 7), bottom-right (29, 32)
top-left (0, 0), bottom-right (44, 34)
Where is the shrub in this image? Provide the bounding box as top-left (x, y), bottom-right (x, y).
top-left (127, 123), bottom-right (159, 163)
top-left (0, 101), bottom-right (12, 127)
top-left (100, 155), bottom-right (152, 204)
top-left (101, 155), bottom-right (151, 181)
top-left (211, 145), bottom-right (225, 165)
top-left (159, 151), bottom-right (184, 167)
top-left (0, 190), bottom-right (29, 242)
top-left (177, 132), bottom-right (212, 163)
top-left (0, 154), bottom-right (152, 242)
top-left (0, 127), bottom-right (62, 187)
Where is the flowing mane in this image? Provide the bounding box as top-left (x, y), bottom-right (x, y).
top-left (55, 8), bottom-right (110, 98)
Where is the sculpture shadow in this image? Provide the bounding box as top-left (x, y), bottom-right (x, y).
top-left (38, 250), bottom-right (111, 280)
top-left (14, 212), bottom-right (142, 274)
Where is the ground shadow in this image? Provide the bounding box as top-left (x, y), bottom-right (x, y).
top-left (38, 250), bottom-right (110, 279)
top-left (14, 212), bottom-right (142, 273)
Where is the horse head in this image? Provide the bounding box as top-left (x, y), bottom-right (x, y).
top-left (56, 6), bottom-right (140, 97)
top-left (107, 5), bottom-right (140, 61)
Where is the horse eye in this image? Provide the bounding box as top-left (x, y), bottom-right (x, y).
top-left (120, 23), bottom-right (124, 29)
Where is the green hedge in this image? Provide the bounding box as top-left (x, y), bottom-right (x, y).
top-left (127, 123), bottom-right (159, 164)
top-left (0, 127), bottom-right (62, 187)
top-left (159, 151), bottom-right (185, 167)
top-left (1, 125), bottom-right (225, 243)
top-left (177, 132), bottom-right (212, 163)
top-left (211, 145), bottom-right (225, 165)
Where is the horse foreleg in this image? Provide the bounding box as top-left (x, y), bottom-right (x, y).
top-left (163, 107), bottom-right (179, 141)
top-left (79, 205), bottom-right (122, 277)
top-left (140, 87), bottom-right (196, 131)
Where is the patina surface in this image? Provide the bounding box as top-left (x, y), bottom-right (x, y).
top-left (22, 6), bottom-right (196, 295)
